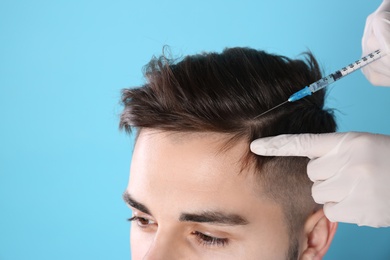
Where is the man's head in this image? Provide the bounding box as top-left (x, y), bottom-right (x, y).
top-left (120, 47), bottom-right (338, 259)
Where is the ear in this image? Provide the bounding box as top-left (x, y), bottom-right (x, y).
top-left (300, 209), bottom-right (338, 260)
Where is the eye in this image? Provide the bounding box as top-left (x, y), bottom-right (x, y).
top-left (128, 216), bottom-right (156, 228)
top-left (192, 231), bottom-right (229, 247)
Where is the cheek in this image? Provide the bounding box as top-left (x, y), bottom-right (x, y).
top-left (130, 226), bottom-right (155, 259)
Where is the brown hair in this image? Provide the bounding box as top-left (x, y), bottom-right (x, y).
top-left (120, 47), bottom-right (336, 255)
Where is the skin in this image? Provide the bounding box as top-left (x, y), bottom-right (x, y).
top-left (124, 129), bottom-right (337, 260)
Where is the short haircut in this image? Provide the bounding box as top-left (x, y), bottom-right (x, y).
top-left (120, 47), bottom-right (336, 256)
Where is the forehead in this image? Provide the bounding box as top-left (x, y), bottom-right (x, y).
top-left (128, 130), bottom-right (266, 210)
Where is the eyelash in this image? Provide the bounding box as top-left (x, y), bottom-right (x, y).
top-left (128, 216), bottom-right (156, 228)
top-left (128, 217), bottom-right (228, 247)
top-left (192, 231), bottom-right (229, 247)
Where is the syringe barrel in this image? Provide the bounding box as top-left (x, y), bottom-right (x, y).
top-left (309, 49), bottom-right (383, 94)
top-left (308, 75), bottom-right (335, 93)
top-left (339, 49), bottom-right (383, 77)
top-left (288, 49), bottom-right (384, 103)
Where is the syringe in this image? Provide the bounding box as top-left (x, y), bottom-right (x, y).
top-left (255, 49), bottom-right (386, 118)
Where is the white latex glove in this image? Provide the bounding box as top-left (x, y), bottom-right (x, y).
top-left (250, 132), bottom-right (390, 227)
top-left (362, 0), bottom-right (390, 86)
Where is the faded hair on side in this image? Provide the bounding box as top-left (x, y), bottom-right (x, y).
top-left (120, 47), bottom-right (336, 247)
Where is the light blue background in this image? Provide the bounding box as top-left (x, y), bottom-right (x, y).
top-left (1, 0), bottom-right (390, 259)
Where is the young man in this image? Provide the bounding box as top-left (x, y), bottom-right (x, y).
top-left (120, 47), bottom-right (338, 259)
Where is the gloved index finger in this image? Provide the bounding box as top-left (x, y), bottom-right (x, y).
top-left (250, 132), bottom-right (348, 159)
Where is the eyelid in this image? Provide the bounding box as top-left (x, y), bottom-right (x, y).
top-left (192, 224), bottom-right (234, 238)
top-left (128, 216), bottom-right (156, 224)
top-left (191, 225), bottom-right (232, 246)
top-left (128, 215), bottom-right (158, 231)
top-left (192, 231), bottom-right (229, 247)
top-left (129, 208), bottom-right (156, 222)
top-left (130, 207), bottom-right (151, 217)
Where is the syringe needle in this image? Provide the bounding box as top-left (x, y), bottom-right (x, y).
top-left (253, 100), bottom-right (289, 119)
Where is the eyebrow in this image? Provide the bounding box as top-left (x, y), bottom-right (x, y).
top-left (179, 211), bottom-right (249, 226)
top-left (122, 192), bottom-right (152, 215)
top-left (123, 192), bottom-right (249, 226)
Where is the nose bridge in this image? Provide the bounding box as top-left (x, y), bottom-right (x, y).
top-left (143, 227), bottom-right (184, 260)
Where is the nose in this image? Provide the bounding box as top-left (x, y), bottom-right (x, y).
top-left (142, 229), bottom-right (185, 260)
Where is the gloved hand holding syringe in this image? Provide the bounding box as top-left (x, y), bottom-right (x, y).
top-left (251, 48), bottom-right (390, 228)
top-left (255, 49), bottom-right (386, 118)
top-left (251, 0), bottom-right (390, 228)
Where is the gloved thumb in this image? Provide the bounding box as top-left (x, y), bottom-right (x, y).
top-left (250, 133), bottom-right (349, 159)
